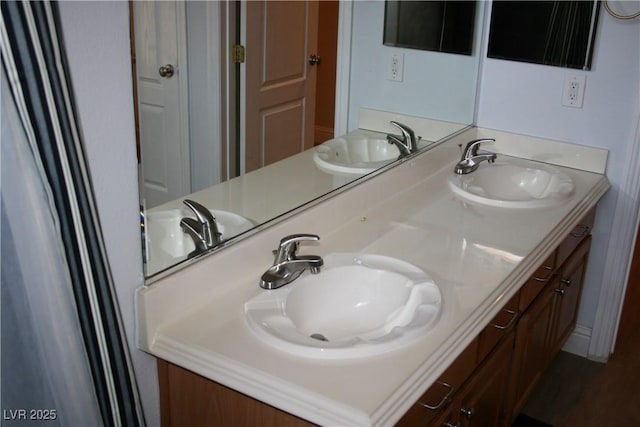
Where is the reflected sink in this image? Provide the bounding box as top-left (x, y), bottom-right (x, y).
top-left (448, 157), bottom-right (574, 209)
top-left (244, 253), bottom-right (441, 359)
top-left (313, 131), bottom-right (399, 177)
top-left (146, 208), bottom-right (254, 269)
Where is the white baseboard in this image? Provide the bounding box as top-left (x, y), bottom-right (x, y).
top-left (562, 324), bottom-right (592, 358)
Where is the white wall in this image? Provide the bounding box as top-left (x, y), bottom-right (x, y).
top-left (347, 1), bottom-right (483, 129)
top-left (476, 4), bottom-right (640, 333)
top-left (187, 2), bottom-right (223, 192)
top-left (57, 2), bottom-right (160, 426)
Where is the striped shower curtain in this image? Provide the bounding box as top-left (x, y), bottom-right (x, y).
top-left (1, 2), bottom-right (144, 425)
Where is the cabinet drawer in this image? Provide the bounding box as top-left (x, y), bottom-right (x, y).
top-left (557, 208), bottom-right (595, 268)
top-left (396, 338), bottom-right (478, 426)
top-left (519, 252), bottom-right (556, 312)
top-left (478, 292), bottom-right (520, 362)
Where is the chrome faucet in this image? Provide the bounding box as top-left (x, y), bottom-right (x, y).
top-left (387, 121), bottom-right (419, 158)
top-left (454, 138), bottom-right (497, 174)
top-left (180, 199), bottom-right (222, 254)
top-left (260, 234), bottom-right (324, 289)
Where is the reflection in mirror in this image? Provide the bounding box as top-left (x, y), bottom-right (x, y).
top-left (487, 1), bottom-right (600, 70)
top-left (383, 1), bottom-right (477, 55)
top-left (139, 1), bottom-right (485, 280)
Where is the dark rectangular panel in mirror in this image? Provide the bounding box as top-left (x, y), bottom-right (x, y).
top-left (487, 1), bottom-right (600, 70)
top-left (383, 1), bottom-right (476, 55)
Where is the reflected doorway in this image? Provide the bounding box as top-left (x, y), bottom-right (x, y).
top-left (131, 1), bottom-right (338, 209)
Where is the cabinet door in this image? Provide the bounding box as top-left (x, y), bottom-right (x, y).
top-left (505, 282), bottom-right (555, 423)
top-left (396, 381), bottom-right (455, 427)
top-left (477, 293), bottom-right (520, 363)
top-left (456, 332), bottom-right (514, 427)
top-left (396, 339), bottom-right (478, 427)
top-left (549, 236), bottom-right (591, 359)
top-left (430, 404), bottom-right (457, 427)
top-left (519, 253), bottom-right (555, 312)
top-left (158, 361), bottom-right (315, 427)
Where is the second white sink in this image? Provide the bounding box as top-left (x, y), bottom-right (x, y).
top-left (448, 157), bottom-right (575, 209)
top-left (244, 253), bottom-right (441, 359)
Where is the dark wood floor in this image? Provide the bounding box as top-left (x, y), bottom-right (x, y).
top-left (522, 231), bottom-right (640, 427)
top-left (522, 326), bottom-right (640, 427)
top-left (521, 325), bottom-right (640, 426)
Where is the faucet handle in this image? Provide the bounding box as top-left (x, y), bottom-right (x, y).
top-left (182, 199), bottom-right (222, 247)
top-left (275, 234), bottom-right (320, 263)
top-left (183, 199), bottom-right (214, 224)
top-left (180, 217), bottom-right (208, 252)
top-left (462, 138), bottom-right (495, 159)
top-left (390, 121), bottom-right (416, 144)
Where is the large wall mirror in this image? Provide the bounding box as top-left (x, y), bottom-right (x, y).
top-left (137, 0), bottom-right (487, 280)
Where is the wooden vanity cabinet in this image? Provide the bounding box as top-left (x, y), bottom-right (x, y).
top-left (505, 215), bottom-right (594, 425)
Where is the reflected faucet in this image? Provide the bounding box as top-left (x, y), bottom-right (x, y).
top-left (454, 138), bottom-right (497, 174)
top-left (180, 199), bottom-right (222, 255)
top-left (387, 121), bottom-right (419, 158)
top-left (260, 234), bottom-right (324, 289)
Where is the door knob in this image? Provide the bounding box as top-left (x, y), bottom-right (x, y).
top-left (308, 54), bottom-right (321, 66)
top-left (158, 64), bottom-right (175, 78)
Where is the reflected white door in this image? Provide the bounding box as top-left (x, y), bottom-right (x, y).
top-left (244, 0), bottom-right (319, 173)
top-left (134, 1), bottom-right (190, 208)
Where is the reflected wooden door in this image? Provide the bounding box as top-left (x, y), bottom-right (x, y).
top-left (133, 1), bottom-right (190, 208)
top-left (245, 1), bottom-right (319, 173)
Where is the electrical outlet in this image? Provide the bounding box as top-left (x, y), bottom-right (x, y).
top-left (562, 74), bottom-right (586, 108)
top-left (387, 52), bottom-right (404, 82)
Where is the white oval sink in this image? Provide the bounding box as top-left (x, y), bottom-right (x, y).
top-left (313, 131), bottom-right (398, 177)
top-left (145, 208), bottom-right (255, 272)
top-left (244, 253), bottom-right (441, 359)
top-left (448, 157), bottom-right (574, 209)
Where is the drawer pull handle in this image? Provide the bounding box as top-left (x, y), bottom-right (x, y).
top-left (555, 288), bottom-right (565, 296)
top-left (419, 381), bottom-right (454, 410)
top-left (561, 278), bottom-right (573, 287)
top-left (534, 266), bottom-right (553, 282)
top-left (570, 224), bottom-right (590, 238)
top-left (444, 422), bottom-right (461, 427)
top-left (460, 407), bottom-right (475, 419)
top-left (489, 308), bottom-right (518, 330)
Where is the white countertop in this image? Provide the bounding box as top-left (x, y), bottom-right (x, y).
top-left (137, 127), bottom-right (609, 426)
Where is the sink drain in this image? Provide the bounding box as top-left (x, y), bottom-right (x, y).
top-left (310, 333), bottom-right (328, 342)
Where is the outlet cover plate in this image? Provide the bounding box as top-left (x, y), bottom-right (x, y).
top-left (387, 52), bottom-right (404, 82)
top-left (562, 74), bottom-right (586, 108)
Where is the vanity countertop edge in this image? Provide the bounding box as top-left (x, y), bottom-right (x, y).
top-left (137, 127), bottom-right (610, 426)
